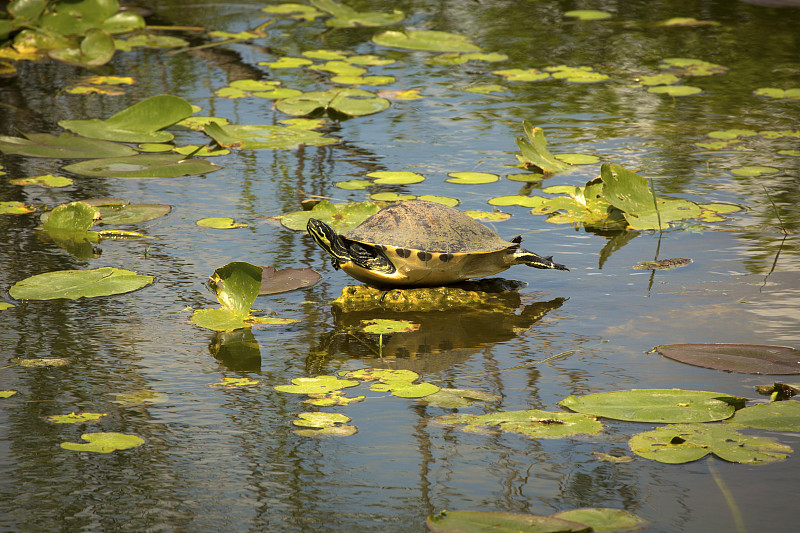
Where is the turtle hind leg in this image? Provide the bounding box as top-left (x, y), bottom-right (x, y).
top-left (307, 218), bottom-right (350, 264)
top-left (513, 249), bottom-right (569, 271)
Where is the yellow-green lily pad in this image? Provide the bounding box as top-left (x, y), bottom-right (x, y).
top-left (196, 217), bottom-right (248, 229)
top-left (730, 166), bottom-right (780, 177)
top-left (565, 10), bottom-right (612, 20)
top-left (47, 412), bottom-right (107, 424)
top-left (445, 172), bottom-right (499, 184)
top-left (1, 390), bottom-right (17, 398)
top-left (275, 375), bottom-right (359, 394)
top-left (360, 319), bottom-right (420, 334)
top-left (647, 85), bottom-right (702, 96)
top-left (0, 132), bottom-right (137, 158)
top-left (209, 377), bottom-right (261, 388)
top-left (753, 87), bottom-right (800, 100)
top-left (492, 68), bottom-right (550, 82)
top-left (366, 170), bottom-right (426, 185)
top-left (63, 153), bottom-right (222, 178)
top-left (9, 267), bottom-right (154, 301)
top-left (552, 508), bottom-right (648, 532)
top-left (372, 29), bottom-right (482, 52)
top-left (204, 122), bottom-right (337, 150)
top-left (728, 401), bottom-right (800, 431)
top-left (416, 195), bottom-right (459, 206)
top-left (60, 432), bottom-right (145, 453)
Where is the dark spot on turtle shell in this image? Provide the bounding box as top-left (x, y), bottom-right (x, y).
top-left (417, 251), bottom-right (432, 262)
top-left (396, 248), bottom-right (411, 258)
top-left (439, 253), bottom-right (452, 262)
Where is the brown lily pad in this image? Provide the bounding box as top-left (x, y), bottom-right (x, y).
top-left (259, 266), bottom-right (321, 295)
top-left (654, 343), bottom-right (800, 374)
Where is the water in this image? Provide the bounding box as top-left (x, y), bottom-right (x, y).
top-left (1, 1), bottom-right (799, 531)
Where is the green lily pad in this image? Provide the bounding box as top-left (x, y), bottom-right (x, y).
top-left (262, 3), bottom-right (324, 21)
top-left (293, 412), bottom-right (357, 437)
top-left (637, 73), bottom-right (681, 86)
top-left (280, 200), bottom-right (380, 232)
top-left (311, 0), bottom-right (404, 27)
top-left (276, 88), bottom-right (390, 118)
top-left (659, 57), bottom-right (728, 77)
top-left (10, 174), bottom-right (73, 187)
top-left (559, 389), bottom-right (745, 423)
top-left (303, 391), bottom-right (366, 407)
top-left (48, 27), bottom-right (115, 67)
top-left (10, 267), bottom-right (153, 301)
top-left (564, 10), bottom-right (612, 20)
top-left (302, 49), bottom-right (348, 60)
top-left (47, 412), bottom-right (106, 424)
top-left (275, 375), bottom-right (359, 394)
top-left (492, 68), bottom-right (550, 82)
top-left (208, 262), bottom-right (262, 317)
top-left (547, 65), bottom-right (609, 83)
top-left (0, 303), bottom-right (15, 311)
top-left (647, 85), bottom-right (702, 96)
top-left (445, 172), bottom-right (499, 184)
top-left (114, 33), bottom-right (188, 51)
top-left (417, 195), bottom-right (459, 207)
top-left (367, 170), bottom-right (426, 185)
top-left (42, 201), bottom-right (98, 240)
top-left (629, 423), bottom-right (792, 464)
top-left (331, 75), bottom-right (396, 86)
top-left (708, 129), bottom-right (758, 139)
top-left (61, 432), bottom-right (145, 453)
top-left (552, 509), bottom-right (649, 532)
top-left (261, 56), bottom-right (314, 68)
top-left (347, 54), bottom-right (396, 66)
top-left (63, 153), bottom-right (222, 178)
top-left (418, 388), bottom-right (501, 409)
top-left (59, 94), bottom-right (194, 143)
top-left (488, 195), bottom-right (545, 208)
top-left (360, 319), bottom-right (420, 334)
top-left (659, 17), bottom-right (719, 27)
top-left (426, 510), bottom-right (591, 533)
top-left (369, 192), bottom-right (416, 202)
top-left (191, 308), bottom-right (250, 332)
top-left (312, 60), bottom-right (367, 76)
top-left (342, 368), bottom-right (419, 382)
top-left (197, 217), bottom-right (248, 229)
top-left (0, 132), bottom-right (137, 158)
top-left (371, 380), bottom-right (439, 398)
top-left (777, 149), bottom-right (800, 156)
top-left (464, 210), bottom-right (511, 222)
top-left (654, 343), bottom-right (800, 374)
top-left (433, 409), bottom-right (603, 439)
top-left (753, 87), bottom-right (800, 100)
top-left (204, 122), bottom-right (337, 150)
top-left (730, 166), bottom-right (780, 177)
top-left (430, 52), bottom-right (508, 65)
top-left (516, 122), bottom-right (573, 174)
top-left (728, 401), bottom-right (800, 431)
top-left (372, 30), bottom-right (482, 53)
top-left (462, 84), bottom-right (507, 94)
top-left (114, 390), bottom-right (168, 406)
top-left (555, 153), bottom-right (600, 165)
top-left (90, 202), bottom-right (171, 225)
top-left (15, 358), bottom-right (70, 367)
top-left (506, 172), bottom-right (545, 182)
top-left (335, 178), bottom-right (373, 190)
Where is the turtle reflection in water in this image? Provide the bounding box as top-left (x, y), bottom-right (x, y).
top-left (307, 200), bottom-right (568, 287)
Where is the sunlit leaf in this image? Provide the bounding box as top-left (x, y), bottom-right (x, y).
top-left (516, 122), bottom-right (572, 174)
top-left (552, 509), bottom-right (649, 532)
top-left (416, 195), bottom-right (459, 206)
top-left (648, 85), bottom-right (702, 96)
top-left (342, 368), bottom-right (419, 382)
top-left (565, 10), bottom-right (612, 20)
top-left (60, 432), bottom-right (145, 453)
top-left (555, 153), bottom-right (600, 165)
top-left (753, 87), bottom-right (800, 100)
top-left (658, 17), bottom-right (719, 27)
top-left (559, 389), bottom-right (745, 423)
top-left (377, 89), bottom-right (423, 100)
top-left (276, 88), bottom-right (390, 118)
top-left (114, 33), bottom-right (188, 51)
top-left (331, 74), bottom-right (396, 86)
top-left (366, 170), bottom-right (425, 185)
top-left (1, 390), bottom-right (17, 398)
top-left (371, 380), bottom-right (439, 398)
top-left (659, 57), bottom-right (728, 77)
top-left (312, 60), bottom-right (367, 76)
top-left (462, 84), bottom-right (507, 94)
top-left (262, 3), bottom-right (324, 21)
top-left (209, 377), bottom-right (261, 388)
top-left (654, 343), bottom-right (800, 374)
top-left (64, 153), bottom-right (222, 178)
top-left (360, 319), bottom-right (420, 334)
top-left (637, 73), bottom-right (681, 86)
top-left (728, 401), bottom-right (800, 431)
top-left (48, 28), bottom-right (115, 67)
top-left (433, 409), bottom-right (603, 439)
top-left (15, 358), bottom-right (69, 367)
top-left (191, 308), bottom-right (249, 332)
top-left (311, 0), bottom-right (404, 27)
top-left (196, 217), bottom-right (248, 229)
top-left (275, 375), bottom-right (359, 394)
top-left (373, 30), bottom-right (482, 52)
top-left (707, 129), bottom-right (758, 139)
top-left (629, 423), bottom-right (792, 464)
top-left (492, 68), bottom-right (550, 82)
top-left (445, 172), bottom-right (499, 184)
top-left (293, 412), bottom-right (356, 437)
top-left (114, 390), bottom-right (168, 406)
top-left (47, 412), bottom-right (107, 424)
top-left (429, 52), bottom-right (507, 65)
top-left (9, 267), bottom-right (154, 300)
top-left (464, 210), bottom-right (511, 222)
top-left (0, 303), bottom-right (15, 311)
top-left (347, 54), bottom-right (395, 66)
top-left (303, 391), bottom-right (366, 406)
top-left (204, 122), bottom-right (337, 149)
top-left (208, 261), bottom-right (262, 316)
top-left (730, 166), bottom-right (780, 177)
top-left (0, 132), bottom-right (137, 158)
top-left (369, 192), bottom-right (417, 202)
top-left (260, 56), bottom-right (314, 68)
top-left (335, 178), bottom-right (372, 190)
top-left (302, 49), bottom-right (348, 60)
top-left (426, 510), bottom-right (591, 533)
top-left (10, 174), bottom-right (73, 187)
top-left (279, 199), bottom-right (380, 232)
top-left (547, 65), bottom-right (609, 83)
top-left (42, 201), bottom-right (98, 237)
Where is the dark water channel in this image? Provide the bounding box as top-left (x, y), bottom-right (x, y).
top-left (2, 1), bottom-right (799, 531)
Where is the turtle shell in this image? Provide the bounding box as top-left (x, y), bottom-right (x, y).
top-left (343, 200), bottom-right (512, 254)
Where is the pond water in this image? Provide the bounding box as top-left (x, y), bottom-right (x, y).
top-left (1, 0), bottom-right (799, 531)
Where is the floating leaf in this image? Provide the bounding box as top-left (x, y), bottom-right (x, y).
top-left (506, 172), bottom-right (545, 182)
top-left (114, 33), bottom-right (188, 51)
top-left (0, 303), bottom-right (15, 311)
top-left (559, 389), bottom-right (745, 423)
top-left (209, 377), bottom-right (261, 388)
top-left (654, 343), bottom-right (800, 374)
top-left (259, 266), bottom-right (321, 295)
top-left (565, 10), bottom-right (612, 20)
top-left (556, 153), bottom-right (600, 165)
top-left (366, 170), bottom-right (426, 185)
top-left (343, 368), bottom-right (419, 382)
top-left (15, 358), bottom-right (69, 367)
top-left (303, 390), bottom-right (365, 406)
top-left (331, 74), bottom-right (396, 86)
top-left (430, 52), bottom-right (508, 65)
top-left (417, 195), bottom-right (459, 207)
top-left (335, 178), bottom-right (372, 190)
top-left (63, 153), bottom-right (221, 178)
top-left (275, 375), bottom-right (359, 394)
top-left (0, 132), bottom-right (137, 158)
top-left (302, 49), bottom-right (348, 60)
top-left (372, 30), bottom-right (482, 53)
top-left (311, 0), bottom-right (404, 27)
top-left (492, 68), bottom-right (550, 82)
top-left (209, 262), bottom-right (262, 316)
top-left (47, 412), bottom-right (106, 424)
top-left (59, 94), bottom-right (194, 142)
top-left (659, 57), bottom-right (728, 77)
top-left (92, 202), bottom-right (171, 225)
top-left (730, 166), bottom-right (780, 177)
top-left (728, 401), bottom-right (800, 431)
top-left (547, 65), bottom-right (609, 83)
top-left (276, 88), bottom-right (390, 118)
top-left (553, 509), bottom-right (647, 532)
top-left (753, 87), bottom-right (800, 100)
top-left (488, 195), bottom-right (544, 208)
top-left (371, 380), bottom-right (439, 398)
top-left (191, 308), bottom-right (250, 332)
top-left (659, 17), bottom-right (719, 27)
top-left (60, 432), bottom-right (145, 453)
top-left (262, 3), bottom-right (324, 21)
top-left (197, 217), bottom-right (248, 229)
top-left (445, 172), bottom-right (499, 184)
top-left (260, 56), bottom-right (314, 68)
top-left (10, 174), bottom-right (73, 187)
top-left (707, 129), bottom-right (758, 139)
top-left (516, 122), bottom-right (572, 174)
top-left (48, 28), bottom-right (115, 67)
top-left (293, 412), bottom-right (357, 437)
top-left (42, 201), bottom-right (98, 235)
top-left (647, 85), bottom-right (702, 96)
top-left (637, 73), bottom-right (681, 86)
top-left (629, 423), bottom-right (792, 464)
top-left (9, 267), bottom-right (154, 301)
top-left (462, 84), bottom-right (507, 94)
top-left (418, 388), bottom-right (501, 409)
top-left (426, 510), bottom-right (591, 533)
top-left (1, 390), bottom-right (17, 398)
top-left (114, 390), bottom-right (168, 406)
top-left (360, 319), bottom-right (420, 334)
top-left (434, 409), bottom-right (603, 439)
top-left (204, 122), bottom-right (337, 149)
top-left (279, 200), bottom-right (380, 232)
top-left (369, 192), bottom-right (416, 202)
top-left (377, 89), bottom-right (423, 100)
top-left (464, 210), bottom-right (511, 222)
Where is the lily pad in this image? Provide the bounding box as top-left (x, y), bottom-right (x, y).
top-left (659, 57), bottom-right (728, 77)
top-left (209, 377), bottom-right (261, 388)
top-left (555, 153), bottom-right (600, 165)
top-left (259, 266), bottom-right (321, 295)
top-left (516, 122), bottom-right (572, 174)
top-left (93, 202), bottom-right (172, 225)
top-left (360, 319), bottom-right (420, 334)
top-left (335, 178), bottom-right (372, 190)
top-left (0, 132), bottom-right (137, 158)
top-left (371, 380), bottom-right (439, 398)
top-left (445, 172), bottom-right (499, 184)
top-left (1, 390), bottom-right (17, 398)
top-left (367, 170), bottom-right (426, 185)
top-left (417, 195), bottom-right (459, 207)
top-left (564, 10), bottom-right (612, 20)
top-left (648, 85), bottom-right (702, 96)
top-left (629, 423), bottom-right (792, 464)
top-left (275, 375), bottom-right (359, 394)
top-left (204, 122), bottom-right (337, 149)
top-left (191, 262), bottom-right (263, 332)
top-left (342, 368), bottom-right (419, 382)
top-left (10, 174), bottom-right (73, 187)
top-left (276, 88), bottom-right (390, 118)
top-left (63, 153), bottom-right (221, 178)
top-left (59, 94), bottom-right (194, 143)
top-left (293, 412), bottom-right (357, 437)
top-left (464, 210), bottom-right (511, 222)
top-left (552, 509), bottom-right (649, 532)
top-left (372, 30), bottom-right (482, 53)
top-left (42, 201), bottom-right (98, 239)
top-left (547, 65), bottom-right (609, 83)
top-left (60, 432), bottom-right (145, 453)
top-left (279, 200), bottom-right (380, 232)
top-left (559, 389), bottom-right (745, 423)
top-left (310, 0), bottom-right (404, 27)
top-left (653, 343), bottom-right (800, 374)
top-left (461, 84), bottom-right (507, 94)
top-left (262, 3), bottom-right (324, 20)
top-left (261, 56), bottom-right (314, 68)
top-left (753, 87), bottom-right (800, 100)
top-left (433, 409), bottom-right (603, 439)
top-left (730, 166), bottom-right (780, 177)
top-left (9, 267), bottom-right (154, 301)
top-left (728, 401), bottom-right (800, 431)
top-left (426, 510), bottom-right (591, 533)
top-left (418, 388), bottom-right (501, 409)
top-left (303, 391), bottom-right (365, 407)
top-left (46, 412), bottom-right (106, 424)
top-left (197, 217), bottom-right (248, 229)
top-left (48, 28), bottom-right (115, 67)
top-left (369, 192), bottom-right (417, 202)
top-left (0, 303), bottom-right (15, 311)
top-left (331, 75), bottom-right (396, 86)
top-left (492, 68), bottom-right (550, 82)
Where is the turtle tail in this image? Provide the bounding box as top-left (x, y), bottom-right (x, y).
top-left (512, 249), bottom-right (569, 271)
top-left (307, 218), bottom-right (350, 267)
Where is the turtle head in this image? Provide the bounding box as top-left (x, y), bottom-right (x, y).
top-left (513, 249), bottom-right (569, 271)
top-left (307, 218), bottom-right (350, 266)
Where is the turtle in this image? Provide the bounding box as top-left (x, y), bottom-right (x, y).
top-left (306, 200), bottom-right (568, 287)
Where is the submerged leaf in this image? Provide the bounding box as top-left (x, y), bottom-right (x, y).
top-left (654, 343), bottom-right (800, 374)
top-left (372, 30), bottom-right (482, 52)
top-left (204, 122), bottom-right (337, 149)
top-left (426, 510), bottom-right (591, 533)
